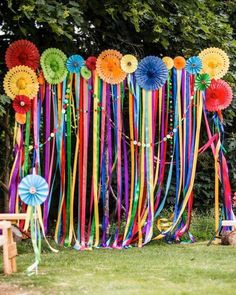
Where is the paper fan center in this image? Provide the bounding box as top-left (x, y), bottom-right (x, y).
top-left (147, 69), bottom-right (155, 79)
top-left (18, 52), bottom-right (28, 64)
top-left (20, 101), bottom-right (25, 106)
top-left (29, 186), bottom-right (37, 194)
top-left (17, 78), bottom-right (27, 89)
top-left (50, 60), bottom-right (59, 72)
top-left (208, 60), bottom-right (218, 69)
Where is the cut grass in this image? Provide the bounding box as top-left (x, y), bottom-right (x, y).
top-left (0, 212), bottom-right (235, 295)
top-left (1, 240), bottom-right (236, 295)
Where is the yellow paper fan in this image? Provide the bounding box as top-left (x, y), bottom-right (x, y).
top-left (3, 66), bottom-right (39, 99)
top-left (96, 49), bottom-right (126, 84)
top-left (120, 54), bottom-right (138, 74)
top-left (4, 65), bottom-right (39, 99)
top-left (199, 47), bottom-right (229, 79)
top-left (162, 56), bottom-right (174, 70)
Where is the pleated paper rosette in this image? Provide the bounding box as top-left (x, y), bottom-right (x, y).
top-left (96, 49), bottom-right (126, 84)
top-left (205, 79), bottom-right (233, 112)
top-left (135, 56), bottom-right (168, 91)
top-left (3, 65), bottom-right (39, 99)
top-left (120, 54), bottom-right (138, 74)
top-left (18, 174), bottom-right (49, 206)
top-left (5, 39), bottom-right (40, 70)
top-left (41, 48), bottom-right (67, 84)
top-left (199, 47), bottom-right (229, 79)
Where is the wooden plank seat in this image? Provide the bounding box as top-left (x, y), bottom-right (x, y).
top-left (0, 213), bottom-right (29, 223)
top-left (0, 221), bottom-right (17, 275)
top-left (221, 220), bottom-right (236, 227)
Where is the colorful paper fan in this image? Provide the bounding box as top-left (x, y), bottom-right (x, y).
top-left (185, 56), bottom-right (202, 75)
top-left (18, 174), bottom-right (49, 206)
top-left (40, 48), bottom-right (67, 84)
top-left (13, 95), bottom-right (31, 114)
top-left (86, 56), bottom-right (97, 71)
top-left (3, 65), bottom-right (39, 99)
top-left (66, 55), bottom-right (84, 73)
top-left (15, 113), bottom-right (26, 124)
top-left (96, 50), bottom-right (126, 84)
top-left (199, 47), bottom-right (229, 79)
top-left (205, 79), bottom-right (233, 112)
top-left (174, 56), bottom-right (186, 70)
top-left (120, 54), bottom-right (138, 74)
top-left (162, 56), bottom-right (174, 70)
top-left (5, 39), bottom-right (40, 70)
top-left (80, 66), bottom-right (91, 80)
top-left (135, 56), bottom-right (168, 91)
top-left (195, 73), bottom-right (211, 91)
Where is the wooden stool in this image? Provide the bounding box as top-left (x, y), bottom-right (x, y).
top-left (0, 221), bottom-right (17, 275)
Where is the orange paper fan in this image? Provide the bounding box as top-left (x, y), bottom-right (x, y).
top-left (96, 50), bottom-right (126, 84)
top-left (174, 56), bottom-right (186, 70)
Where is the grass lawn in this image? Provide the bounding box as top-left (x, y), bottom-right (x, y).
top-left (1, 239), bottom-right (236, 295)
top-left (0, 213), bottom-right (236, 295)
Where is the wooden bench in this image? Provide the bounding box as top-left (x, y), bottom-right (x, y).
top-left (0, 213), bottom-right (29, 224)
top-left (221, 220), bottom-right (236, 228)
top-left (0, 221), bottom-right (17, 275)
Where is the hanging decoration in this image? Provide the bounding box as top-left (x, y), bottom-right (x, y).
top-left (18, 174), bottom-right (57, 274)
top-left (66, 55), bottom-right (84, 73)
top-left (40, 48), bottom-right (67, 84)
top-left (185, 56), bottom-right (202, 74)
top-left (135, 56), bottom-right (168, 90)
top-left (3, 65), bottom-right (39, 99)
top-left (96, 49), bottom-right (126, 84)
top-left (205, 79), bottom-right (233, 112)
top-left (173, 56), bottom-right (186, 70)
top-left (12, 95), bottom-right (31, 114)
top-left (3, 40), bottom-right (234, 252)
top-left (5, 39), bottom-right (40, 70)
top-left (199, 47), bottom-right (229, 79)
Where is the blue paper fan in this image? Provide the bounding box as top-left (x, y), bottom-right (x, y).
top-left (135, 56), bottom-right (168, 91)
top-left (66, 55), bottom-right (84, 73)
top-left (185, 56), bottom-right (202, 75)
top-left (18, 174), bottom-right (49, 206)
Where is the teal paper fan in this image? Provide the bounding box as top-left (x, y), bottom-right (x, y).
top-left (40, 48), bottom-right (67, 84)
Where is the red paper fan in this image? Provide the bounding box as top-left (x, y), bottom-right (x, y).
top-left (12, 95), bottom-right (31, 114)
top-left (205, 79), bottom-right (233, 112)
top-left (5, 40), bottom-right (40, 70)
top-left (86, 56), bottom-right (97, 71)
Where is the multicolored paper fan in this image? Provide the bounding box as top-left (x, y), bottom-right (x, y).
top-left (86, 56), bottom-right (97, 71)
top-left (13, 95), bottom-right (31, 114)
top-left (162, 57), bottom-right (174, 70)
top-left (40, 48), bottom-right (67, 84)
top-left (120, 54), bottom-right (138, 74)
top-left (174, 56), bottom-right (186, 70)
top-left (18, 174), bottom-right (49, 206)
top-left (80, 66), bottom-right (91, 80)
top-left (5, 39), bottom-right (40, 70)
top-left (199, 47), bottom-right (229, 79)
top-left (96, 50), bottom-right (126, 84)
top-left (66, 55), bottom-right (84, 73)
top-left (3, 65), bottom-right (39, 99)
top-left (195, 73), bottom-right (211, 91)
top-left (135, 56), bottom-right (168, 91)
top-left (205, 79), bottom-right (233, 112)
top-left (185, 56), bottom-right (202, 75)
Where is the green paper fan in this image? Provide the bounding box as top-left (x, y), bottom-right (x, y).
top-left (40, 48), bottom-right (67, 84)
top-left (195, 73), bottom-right (211, 91)
top-left (80, 66), bottom-right (91, 80)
